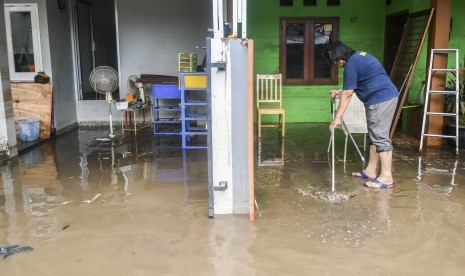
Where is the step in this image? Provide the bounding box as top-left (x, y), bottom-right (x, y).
top-left (432, 49), bottom-right (458, 54)
top-left (422, 133), bottom-right (457, 139)
top-left (427, 90), bottom-right (459, 95)
top-left (425, 112), bottom-right (458, 117)
top-left (430, 69), bottom-right (458, 73)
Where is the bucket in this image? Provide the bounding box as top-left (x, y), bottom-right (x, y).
top-left (17, 118), bottom-right (40, 142)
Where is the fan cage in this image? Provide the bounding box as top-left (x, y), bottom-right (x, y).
top-left (127, 75), bottom-right (140, 94)
top-left (89, 66), bottom-right (119, 94)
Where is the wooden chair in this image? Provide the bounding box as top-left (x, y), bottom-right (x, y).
top-left (256, 74), bottom-right (285, 137)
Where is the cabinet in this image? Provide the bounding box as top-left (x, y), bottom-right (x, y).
top-left (152, 84), bottom-right (182, 136)
top-left (152, 72), bottom-right (208, 149)
top-left (179, 72), bottom-right (208, 149)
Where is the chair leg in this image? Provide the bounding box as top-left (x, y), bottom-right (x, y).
top-left (344, 134), bottom-right (348, 164)
top-left (363, 133), bottom-right (367, 155)
top-left (327, 136), bottom-right (332, 153)
top-left (258, 113), bottom-right (262, 138)
top-left (281, 113), bottom-right (285, 137)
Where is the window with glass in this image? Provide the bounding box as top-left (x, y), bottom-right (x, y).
top-left (4, 4), bottom-right (42, 81)
top-left (280, 18), bottom-right (338, 85)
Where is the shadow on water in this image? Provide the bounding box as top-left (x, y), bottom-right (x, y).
top-left (0, 123), bottom-right (465, 275)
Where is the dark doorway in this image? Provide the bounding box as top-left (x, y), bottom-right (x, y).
top-left (73, 0), bottom-right (119, 100)
top-left (384, 11), bottom-right (408, 74)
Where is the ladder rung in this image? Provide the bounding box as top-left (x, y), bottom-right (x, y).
top-left (425, 112), bottom-right (457, 116)
top-left (427, 90), bottom-right (458, 95)
top-left (432, 49), bottom-right (458, 54)
top-left (420, 48), bottom-right (460, 149)
top-left (422, 134), bottom-right (457, 139)
top-left (430, 69), bottom-right (458, 73)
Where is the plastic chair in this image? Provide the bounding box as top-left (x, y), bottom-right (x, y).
top-left (256, 74), bottom-right (285, 137)
top-left (328, 96), bottom-right (367, 164)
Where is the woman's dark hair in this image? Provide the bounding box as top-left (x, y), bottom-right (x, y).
top-left (325, 41), bottom-right (356, 64)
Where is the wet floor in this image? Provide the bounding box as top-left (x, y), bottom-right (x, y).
top-left (1, 123), bottom-right (465, 275)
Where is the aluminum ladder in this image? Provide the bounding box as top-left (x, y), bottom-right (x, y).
top-left (419, 48), bottom-right (460, 155)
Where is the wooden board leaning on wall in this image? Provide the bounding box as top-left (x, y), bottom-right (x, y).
top-left (11, 83), bottom-right (53, 140)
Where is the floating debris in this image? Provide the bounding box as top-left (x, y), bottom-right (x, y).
top-left (0, 245), bottom-right (33, 259)
top-left (62, 222), bottom-right (70, 230)
top-left (96, 137), bottom-right (111, 142)
top-left (296, 188), bottom-right (357, 202)
top-left (83, 193), bottom-right (101, 203)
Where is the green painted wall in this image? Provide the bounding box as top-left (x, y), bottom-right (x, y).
top-left (249, 0), bottom-right (464, 126)
top-left (249, 0), bottom-right (387, 122)
top-left (387, 0), bottom-right (465, 132)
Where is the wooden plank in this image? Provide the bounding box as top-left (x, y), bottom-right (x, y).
top-left (389, 9), bottom-right (434, 139)
top-left (248, 39), bottom-right (255, 221)
top-left (11, 83), bottom-right (53, 140)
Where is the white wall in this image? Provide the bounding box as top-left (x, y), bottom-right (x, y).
top-left (45, 0), bottom-right (78, 131)
top-left (77, 0), bottom-right (212, 123)
top-left (0, 0), bottom-right (17, 158)
top-left (116, 0), bottom-right (212, 90)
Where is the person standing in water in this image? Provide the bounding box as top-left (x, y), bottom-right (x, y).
top-left (325, 41), bottom-right (398, 188)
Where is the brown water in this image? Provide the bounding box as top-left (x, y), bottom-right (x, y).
top-left (1, 124), bottom-right (464, 275)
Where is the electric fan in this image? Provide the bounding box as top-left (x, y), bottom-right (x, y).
top-left (89, 66), bottom-right (119, 138)
top-left (127, 75), bottom-right (145, 101)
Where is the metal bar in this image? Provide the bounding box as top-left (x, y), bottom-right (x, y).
top-left (422, 134), bottom-right (456, 138)
top-left (331, 130), bottom-right (335, 192)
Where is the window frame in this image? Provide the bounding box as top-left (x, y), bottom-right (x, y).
top-left (280, 17), bottom-right (339, 85)
top-left (4, 4), bottom-right (43, 82)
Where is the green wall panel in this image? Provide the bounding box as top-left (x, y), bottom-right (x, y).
top-left (249, 0), bottom-right (464, 126)
top-left (249, 0), bottom-right (387, 122)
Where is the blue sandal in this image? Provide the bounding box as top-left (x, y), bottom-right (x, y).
top-left (364, 178), bottom-right (395, 188)
top-left (352, 171), bottom-right (372, 180)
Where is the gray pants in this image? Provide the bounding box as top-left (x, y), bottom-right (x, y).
top-left (366, 97), bottom-right (398, 153)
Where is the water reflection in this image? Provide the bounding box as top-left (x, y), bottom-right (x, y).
top-left (416, 156), bottom-right (458, 196)
top-left (257, 138), bottom-right (284, 167)
top-left (208, 216), bottom-right (256, 275)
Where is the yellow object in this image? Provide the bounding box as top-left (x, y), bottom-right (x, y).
top-left (178, 53), bottom-right (197, 72)
top-left (181, 74), bottom-right (207, 89)
top-left (126, 94), bottom-right (136, 102)
top-left (256, 74), bottom-right (285, 138)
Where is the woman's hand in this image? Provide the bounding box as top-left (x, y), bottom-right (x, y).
top-left (330, 89), bottom-right (342, 99)
top-left (329, 117), bottom-right (341, 132)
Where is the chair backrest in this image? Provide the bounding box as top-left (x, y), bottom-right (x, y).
top-left (256, 74), bottom-right (283, 108)
top-left (334, 96), bottom-right (367, 133)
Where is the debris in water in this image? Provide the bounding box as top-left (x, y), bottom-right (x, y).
top-left (0, 245), bottom-right (33, 259)
top-left (62, 222), bottom-right (70, 230)
top-left (83, 193), bottom-right (101, 203)
top-left (296, 188), bottom-right (356, 202)
top-left (96, 138), bottom-right (111, 141)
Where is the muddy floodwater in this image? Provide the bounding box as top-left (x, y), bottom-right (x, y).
top-left (1, 123), bottom-right (465, 275)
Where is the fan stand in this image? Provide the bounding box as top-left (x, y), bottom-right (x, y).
top-left (106, 92), bottom-right (115, 138)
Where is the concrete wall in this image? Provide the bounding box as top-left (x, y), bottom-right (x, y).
top-left (77, 0), bottom-right (212, 123)
top-left (0, 0), bottom-right (17, 159)
top-left (116, 0), bottom-right (211, 82)
top-left (44, 0), bottom-right (78, 131)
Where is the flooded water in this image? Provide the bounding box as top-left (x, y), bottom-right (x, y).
top-left (1, 124), bottom-right (465, 275)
